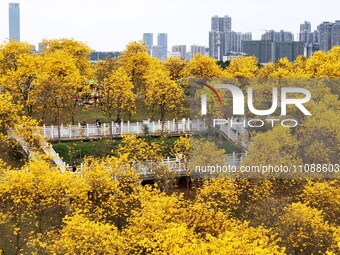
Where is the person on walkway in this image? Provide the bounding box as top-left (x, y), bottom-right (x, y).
top-left (115, 118), bottom-right (121, 134)
top-left (72, 161), bottom-right (77, 172)
top-left (81, 121), bottom-right (87, 136)
top-left (95, 119), bottom-right (101, 135)
top-left (95, 119), bottom-right (101, 127)
top-left (116, 118), bottom-right (121, 126)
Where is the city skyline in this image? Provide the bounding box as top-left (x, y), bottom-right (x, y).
top-left (0, 0), bottom-right (340, 51)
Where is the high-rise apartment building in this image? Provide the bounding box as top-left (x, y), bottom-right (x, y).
top-left (242, 40), bottom-right (273, 63)
top-left (171, 45), bottom-right (186, 59)
top-left (209, 15), bottom-right (232, 60)
top-left (151, 46), bottom-right (162, 60)
top-left (157, 33), bottom-right (168, 60)
top-left (300, 21), bottom-right (312, 33)
top-left (331, 21), bottom-right (340, 49)
top-left (242, 40), bottom-right (304, 63)
top-left (318, 22), bottom-right (332, 52)
top-left (209, 31), bottom-right (222, 60)
top-left (261, 30), bottom-right (294, 42)
top-left (299, 21), bottom-right (319, 57)
top-left (232, 32), bottom-right (252, 53)
top-left (142, 33), bottom-right (168, 60)
top-left (315, 20), bottom-right (340, 52)
top-left (209, 15), bottom-right (251, 60)
top-left (299, 21), bottom-right (312, 43)
top-left (274, 41), bottom-right (304, 61)
top-left (9, 3), bottom-right (20, 42)
top-left (299, 21), bottom-right (319, 45)
top-left (211, 15), bottom-right (231, 32)
top-left (190, 45), bottom-right (206, 59)
top-left (143, 33), bottom-right (153, 54)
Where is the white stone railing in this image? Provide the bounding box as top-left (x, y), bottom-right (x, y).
top-left (9, 118), bottom-right (248, 177)
top-left (7, 129), bottom-right (37, 159)
top-left (41, 118), bottom-right (249, 144)
top-left (213, 118), bottom-right (249, 147)
top-left (42, 119), bottom-right (200, 140)
top-left (40, 141), bottom-right (67, 173)
top-left (7, 128), bottom-right (67, 173)
top-left (66, 152), bottom-right (245, 180)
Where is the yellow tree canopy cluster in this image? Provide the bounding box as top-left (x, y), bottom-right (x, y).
top-left (0, 153), bottom-right (339, 254)
top-left (1, 39), bottom-right (340, 255)
top-left (0, 156), bottom-right (289, 255)
top-left (0, 39), bottom-right (92, 129)
top-left (2, 39), bottom-right (340, 124)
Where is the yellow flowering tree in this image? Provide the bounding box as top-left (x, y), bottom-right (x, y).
top-left (100, 67), bottom-right (136, 123)
top-left (120, 41), bottom-right (152, 93)
top-left (37, 50), bottom-right (82, 134)
top-left (163, 57), bottom-right (187, 81)
top-left (144, 62), bottom-right (184, 120)
top-left (225, 56), bottom-right (259, 78)
top-left (277, 202), bottom-right (334, 255)
top-left (32, 214), bottom-right (123, 255)
top-left (182, 54), bottom-right (223, 78)
top-left (40, 38), bottom-right (92, 77)
top-left (300, 180), bottom-right (340, 225)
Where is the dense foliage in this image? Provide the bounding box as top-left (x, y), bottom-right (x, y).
top-left (0, 39), bottom-right (339, 254)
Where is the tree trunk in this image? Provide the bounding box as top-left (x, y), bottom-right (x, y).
top-left (116, 111), bottom-right (121, 123)
top-left (160, 105), bottom-right (165, 121)
top-left (26, 104), bottom-right (33, 117)
top-left (108, 116), bottom-right (114, 140)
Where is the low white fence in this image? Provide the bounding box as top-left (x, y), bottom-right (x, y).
top-left (42, 119), bottom-right (204, 140)
top-left (9, 118), bottom-right (248, 177)
top-left (41, 118), bottom-right (249, 148)
top-left (65, 152), bottom-right (245, 180)
top-left (213, 118), bottom-right (249, 147)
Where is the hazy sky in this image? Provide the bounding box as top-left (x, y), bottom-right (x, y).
top-left (0, 0), bottom-right (339, 51)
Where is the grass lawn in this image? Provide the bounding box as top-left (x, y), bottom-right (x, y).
top-left (52, 134), bottom-right (241, 165)
top-left (38, 97), bottom-right (190, 126)
top-left (52, 136), bottom-right (180, 165)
